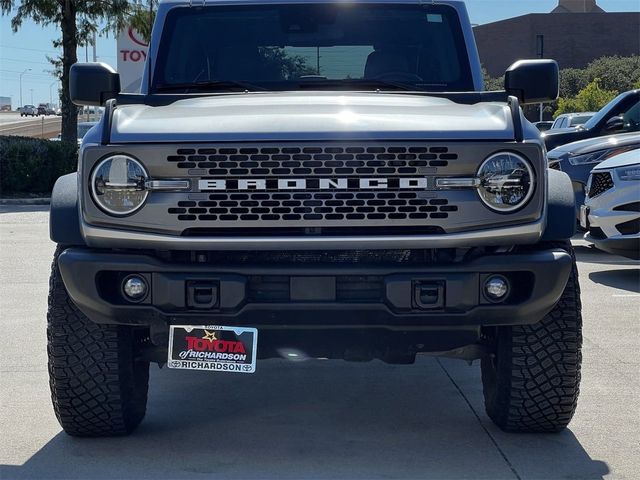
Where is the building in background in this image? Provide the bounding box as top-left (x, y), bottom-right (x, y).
top-left (0, 96), bottom-right (11, 112)
top-left (474, 0), bottom-right (640, 77)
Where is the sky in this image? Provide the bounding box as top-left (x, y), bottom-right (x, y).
top-left (1, 0), bottom-right (638, 107)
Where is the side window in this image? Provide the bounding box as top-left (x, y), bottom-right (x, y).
top-left (558, 118), bottom-right (567, 128)
top-left (622, 101), bottom-right (640, 132)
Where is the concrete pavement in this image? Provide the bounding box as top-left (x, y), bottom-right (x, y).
top-left (0, 206), bottom-right (638, 479)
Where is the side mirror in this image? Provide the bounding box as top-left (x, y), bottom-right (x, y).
top-left (504, 60), bottom-right (559, 104)
top-left (70, 63), bottom-right (120, 106)
top-left (605, 115), bottom-right (625, 132)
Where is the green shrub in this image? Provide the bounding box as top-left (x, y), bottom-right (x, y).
top-left (0, 136), bottom-right (78, 196)
top-left (554, 78), bottom-right (618, 118)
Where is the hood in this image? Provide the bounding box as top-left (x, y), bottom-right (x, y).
top-left (542, 127), bottom-right (581, 137)
top-left (593, 148), bottom-right (640, 171)
top-left (110, 92), bottom-right (515, 143)
top-left (548, 132), bottom-right (640, 159)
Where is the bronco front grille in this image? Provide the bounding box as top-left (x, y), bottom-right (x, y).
top-left (83, 141), bottom-right (545, 237)
top-left (164, 143), bottom-right (464, 227)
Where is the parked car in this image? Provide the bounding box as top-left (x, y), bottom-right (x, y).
top-left (548, 132), bottom-right (640, 218)
top-left (544, 90), bottom-right (640, 150)
top-left (49, 121), bottom-right (98, 144)
top-left (20, 105), bottom-right (37, 117)
top-left (581, 149), bottom-right (640, 259)
top-left (534, 121), bottom-right (554, 132)
top-left (550, 112), bottom-right (595, 130)
top-left (76, 121), bottom-right (98, 142)
top-left (38, 103), bottom-right (55, 116)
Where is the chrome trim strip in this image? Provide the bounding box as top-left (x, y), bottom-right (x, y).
top-left (81, 218), bottom-right (544, 251)
top-left (436, 177), bottom-right (480, 188)
top-left (145, 180), bottom-right (191, 191)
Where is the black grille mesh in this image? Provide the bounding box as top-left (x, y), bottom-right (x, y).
top-left (588, 172), bottom-right (614, 198)
top-left (169, 192), bottom-right (457, 222)
top-left (168, 145), bottom-right (456, 175)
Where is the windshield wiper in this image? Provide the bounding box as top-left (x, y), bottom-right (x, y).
top-left (296, 78), bottom-right (419, 91)
top-left (155, 80), bottom-right (265, 92)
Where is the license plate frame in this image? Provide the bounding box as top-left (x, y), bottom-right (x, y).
top-left (167, 325), bottom-right (258, 374)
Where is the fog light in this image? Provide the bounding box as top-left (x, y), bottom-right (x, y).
top-left (484, 275), bottom-right (509, 301)
top-left (122, 275), bottom-right (147, 300)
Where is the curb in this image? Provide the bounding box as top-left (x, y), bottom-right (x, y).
top-left (0, 197), bottom-right (51, 206)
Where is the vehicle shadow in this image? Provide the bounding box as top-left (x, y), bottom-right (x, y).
top-left (589, 269), bottom-right (640, 293)
top-left (573, 244), bottom-right (637, 266)
top-left (1, 358), bottom-right (609, 480)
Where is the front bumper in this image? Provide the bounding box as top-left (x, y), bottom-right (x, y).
top-left (80, 217), bottom-right (545, 251)
top-left (58, 247), bottom-right (572, 339)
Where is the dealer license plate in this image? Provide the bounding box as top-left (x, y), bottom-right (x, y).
top-left (168, 325), bottom-right (257, 373)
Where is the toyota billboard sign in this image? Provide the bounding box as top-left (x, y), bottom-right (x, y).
top-left (117, 27), bottom-right (149, 92)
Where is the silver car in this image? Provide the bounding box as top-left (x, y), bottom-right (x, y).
top-left (19, 105), bottom-right (37, 117)
top-left (550, 112), bottom-right (596, 130)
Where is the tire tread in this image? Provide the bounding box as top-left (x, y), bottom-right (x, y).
top-left (483, 244), bottom-right (582, 433)
top-left (47, 246), bottom-right (149, 437)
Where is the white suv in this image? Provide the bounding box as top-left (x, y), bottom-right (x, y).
top-left (582, 149), bottom-right (640, 259)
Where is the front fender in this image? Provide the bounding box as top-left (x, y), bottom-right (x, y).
top-left (541, 169), bottom-right (577, 241)
top-left (50, 173), bottom-right (85, 246)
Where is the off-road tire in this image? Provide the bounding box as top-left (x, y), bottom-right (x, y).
top-left (481, 243), bottom-right (582, 433)
top-left (47, 246), bottom-right (150, 437)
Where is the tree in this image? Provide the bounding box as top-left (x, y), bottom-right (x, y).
top-left (585, 55), bottom-right (640, 94)
top-left (1, 0), bottom-right (135, 144)
top-left (481, 67), bottom-right (503, 91)
top-left (559, 68), bottom-right (588, 99)
top-left (129, 0), bottom-right (156, 43)
top-left (554, 78), bottom-right (617, 118)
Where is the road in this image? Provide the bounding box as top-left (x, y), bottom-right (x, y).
top-left (0, 206), bottom-right (638, 480)
top-left (0, 113), bottom-right (61, 138)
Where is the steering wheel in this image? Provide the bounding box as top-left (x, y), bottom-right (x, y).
top-left (374, 72), bottom-right (424, 83)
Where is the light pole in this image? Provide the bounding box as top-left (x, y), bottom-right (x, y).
top-left (30, 89), bottom-right (34, 105)
top-left (19, 68), bottom-right (32, 107)
top-left (50, 81), bottom-right (58, 105)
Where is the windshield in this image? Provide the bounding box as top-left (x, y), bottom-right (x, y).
top-left (569, 114), bottom-right (593, 126)
top-left (153, 4), bottom-right (473, 93)
top-left (583, 92), bottom-right (638, 130)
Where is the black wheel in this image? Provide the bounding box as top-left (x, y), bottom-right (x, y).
top-left (481, 243), bottom-right (582, 433)
top-left (47, 247), bottom-right (150, 437)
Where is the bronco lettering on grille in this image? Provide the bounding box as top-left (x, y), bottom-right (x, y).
top-left (198, 178), bottom-right (429, 191)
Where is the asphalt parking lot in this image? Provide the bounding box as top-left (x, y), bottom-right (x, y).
top-left (1, 205), bottom-right (638, 480)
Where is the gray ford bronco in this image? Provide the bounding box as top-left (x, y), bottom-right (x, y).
top-left (49, 0), bottom-right (581, 437)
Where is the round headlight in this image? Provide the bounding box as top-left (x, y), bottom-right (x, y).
top-left (91, 155), bottom-right (148, 216)
top-left (476, 152), bottom-right (535, 212)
